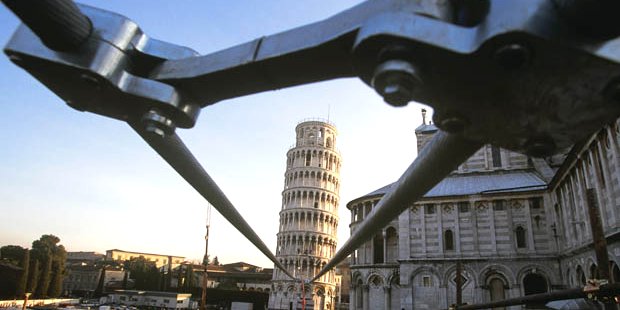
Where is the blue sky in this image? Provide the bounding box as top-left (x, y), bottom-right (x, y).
top-left (0, 1), bottom-right (430, 268)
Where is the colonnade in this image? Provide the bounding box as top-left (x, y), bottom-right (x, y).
top-left (279, 210), bottom-right (338, 234)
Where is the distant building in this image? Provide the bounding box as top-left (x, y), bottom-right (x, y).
top-left (173, 262), bottom-right (272, 292)
top-left (63, 264), bottom-right (126, 297)
top-left (347, 113), bottom-right (620, 309)
top-left (66, 251), bottom-right (105, 263)
top-left (107, 290), bottom-right (195, 309)
top-left (105, 249), bottom-right (184, 268)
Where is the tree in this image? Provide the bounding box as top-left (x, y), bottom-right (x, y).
top-left (0, 245), bottom-right (26, 266)
top-left (27, 259), bottom-right (39, 294)
top-left (15, 248), bottom-right (29, 297)
top-left (124, 257), bottom-right (160, 291)
top-left (48, 260), bottom-right (63, 297)
top-left (212, 256), bottom-right (220, 266)
top-left (184, 265), bottom-right (193, 291)
top-left (30, 235), bottom-right (67, 298)
top-left (36, 255), bottom-right (52, 297)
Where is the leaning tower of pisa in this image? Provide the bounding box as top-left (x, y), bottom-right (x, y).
top-left (269, 119), bottom-right (341, 310)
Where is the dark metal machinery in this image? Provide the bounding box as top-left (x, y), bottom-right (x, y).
top-left (3, 0), bottom-right (620, 307)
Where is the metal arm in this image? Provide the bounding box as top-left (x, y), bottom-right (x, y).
top-left (3, 0), bottom-right (620, 289)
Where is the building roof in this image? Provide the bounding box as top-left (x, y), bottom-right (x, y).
top-left (354, 169), bottom-right (547, 202)
top-left (414, 123), bottom-right (438, 134)
top-left (112, 290), bottom-right (191, 298)
top-left (106, 249), bottom-right (184, 259)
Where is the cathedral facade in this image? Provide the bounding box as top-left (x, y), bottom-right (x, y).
top-left (269, 120), bottom-right (341, 310)
top-left (348, 114), bottom-right (620, 310)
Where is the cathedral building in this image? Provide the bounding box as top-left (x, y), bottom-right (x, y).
top-left (348, 112), bottom-right (620, 310)
top-left (269, 119), bottom-right (342, 310)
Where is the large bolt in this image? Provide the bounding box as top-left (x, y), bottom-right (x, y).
top-left (142, 109), bottom-right (176, 137)
top-left (493, 43), bottom-right (530, 70)
top-left (371, 59), bottom-right (422, 107)
top-left (524, 136), bottom-right (555, 158)
top-left (434, 112), bottom-right (469, 134)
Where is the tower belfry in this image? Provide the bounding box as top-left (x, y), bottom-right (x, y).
top-left (269, 119), bottom-right (341, 310)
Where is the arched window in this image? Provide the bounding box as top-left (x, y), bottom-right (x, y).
top-left (590, 263), bottom-right (599, 279)
top-left (576, 265), bottom-right (586, 285)
top-left (515, 226), bottom-right (527, 248)
top-left (444, 230), bottom-right (454, 251)
top-left (386, 227), bottom-right (398, 263)
top-left (305, 153), bottom-right (311, 166)
top-left (373, 234), bottom-right (384, 264)
top-left (611, 261), bottom-right (620, 283)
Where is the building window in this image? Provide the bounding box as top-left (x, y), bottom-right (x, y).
top-left (422, 276), bottom-right (432, 287)
top-left (305, 153), bottom-right (311, 166)
top-left (491, 146), bottom-right (502, 167)
top-left (529, 197), bottom-right (542, 209)
top-left (444, 230), bottom-right (454, 251)
top-left (425, 204), bottom-right (435, 214)
top-left (516, 226), bottom-right (527, 248)
top-left (458, 202), bottom-right (470, 213)
top-left (493, 200), bottom-right (505, 211)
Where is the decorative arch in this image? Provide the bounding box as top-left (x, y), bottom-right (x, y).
top-left (443, 263), bottom-right (478, 287)
top-left (479, 264), bottom-right (517, 286)
top-left (517, 264), bottom-right (556, 285)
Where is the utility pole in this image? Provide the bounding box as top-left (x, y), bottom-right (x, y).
top-left (200, 204), bottom-right (212, 310)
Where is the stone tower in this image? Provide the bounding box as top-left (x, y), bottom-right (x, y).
top-left (269, 119), bottom-right (341, 310)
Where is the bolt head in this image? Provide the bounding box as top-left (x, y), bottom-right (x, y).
top-left (142, 109), bottom-right (176, 137)
top-left (433, 112), bottom-right (469, 133)
top-left (382, 84), bottom-right (413, 107)
top-left (439, 116), bottom-right (467, 133)
top-left (372, 59), bottom-right (422, 107)
top-left (494, 43), bottom-right (530, 70)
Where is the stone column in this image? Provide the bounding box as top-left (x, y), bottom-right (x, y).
top-left (383, 230), bottom-right (388, 263)
top-left (384, 286), bottom-right (391, 310)
top-left (362, 285), bottom-right (369, 310)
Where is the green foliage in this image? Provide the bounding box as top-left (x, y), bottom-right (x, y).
top-left (0, 245), bottom-right (26, 266)
top-left (29, 235), bottom-right (67, 298)
top-left (27, 259), bottom-right (39, 294)
top-left (184, 266), bottom-right (193, 291)
top-left (15, 249), bottom-right (29, 297)
top-left (36, 256), bottom-right (52, 297)
top-left (124, 257), bottom-right (160, 291)
top-left (48, 260), bottom-right (63, 297)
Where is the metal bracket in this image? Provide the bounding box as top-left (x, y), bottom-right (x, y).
top-left (4, 4), bottom-right (201, 129)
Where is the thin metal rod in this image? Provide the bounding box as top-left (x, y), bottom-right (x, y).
top-left (130, 123), bottom-right (294, 279)
top-left (2, 0), bottom-right (92, 51)
top-left (313, 131), bottom-right (482, 281)
top-left (455, 283), bottom-right (620, 310)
